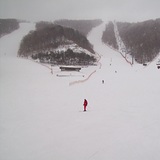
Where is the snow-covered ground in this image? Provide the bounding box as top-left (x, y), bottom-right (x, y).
top-left (0, 22), bottom-right (160, 160)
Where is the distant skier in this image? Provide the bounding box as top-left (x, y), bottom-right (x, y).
top-left (83, 99), bottom-right (88, 111)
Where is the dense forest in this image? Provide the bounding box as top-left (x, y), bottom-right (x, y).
top-left (102, 19), bottom-right (160, 64)
top-left (54, 19), bottom-right (103, 36)
top-left (102, 21), bottom-right (118, 49)
top-left (0, 19), bottom-right (19, 38)
top-left (18, 24), bottom-right (97, 65)
top-left (31, 48), bottom-right (96, 65)
top-left (117, 19), bottom-right (160, 63)
top-left (35, 21), bottom-right (54, 30)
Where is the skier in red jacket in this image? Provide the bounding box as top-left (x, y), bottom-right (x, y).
top-left (83, 99), bottom-right (88, 111)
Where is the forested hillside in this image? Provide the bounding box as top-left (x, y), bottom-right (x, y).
top-left (18, 24), bottom-right (97, 65)
top-left (117, 19), bottom-right (160, 63)
top-left (102, 21), bottom-right (118, 49)
top-left (54, 19), bottom-right (103, 36)
top-left (102, 19), bottom-right (160, 63)
top-left (0, 19), bottom-right (19, 38)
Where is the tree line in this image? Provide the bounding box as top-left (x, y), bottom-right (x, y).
top-left (54, 19), bottom-right (103, 36)
top-left (32, 49), bottom-right (96, 65)
top-left (102, 19), bottom-right (160, 64)
top-left (117, 19), bottom-right (160, 63)
top-left (102, 21), bottom-right (118, 49)
top-left (0, 19), bottom-right (19, 38)
top-left (18, 24), bottom-right (96, 65)
top-left (19, 24), bottom-right (95, 55)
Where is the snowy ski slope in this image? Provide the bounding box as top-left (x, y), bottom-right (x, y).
top-left (0, 22), bottom-right (160, 160)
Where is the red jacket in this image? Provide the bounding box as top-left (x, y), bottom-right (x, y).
top-left (84, 99), bottom-right (88, 106)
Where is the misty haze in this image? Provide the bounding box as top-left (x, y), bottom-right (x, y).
top-left (0, 0), bottom-right (160, 160)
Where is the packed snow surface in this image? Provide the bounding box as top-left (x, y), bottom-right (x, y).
top-left (0, 22), bottom-right (160, 160)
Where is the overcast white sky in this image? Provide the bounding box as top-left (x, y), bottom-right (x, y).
top-left (0, 0), bottom-right (160, 22)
